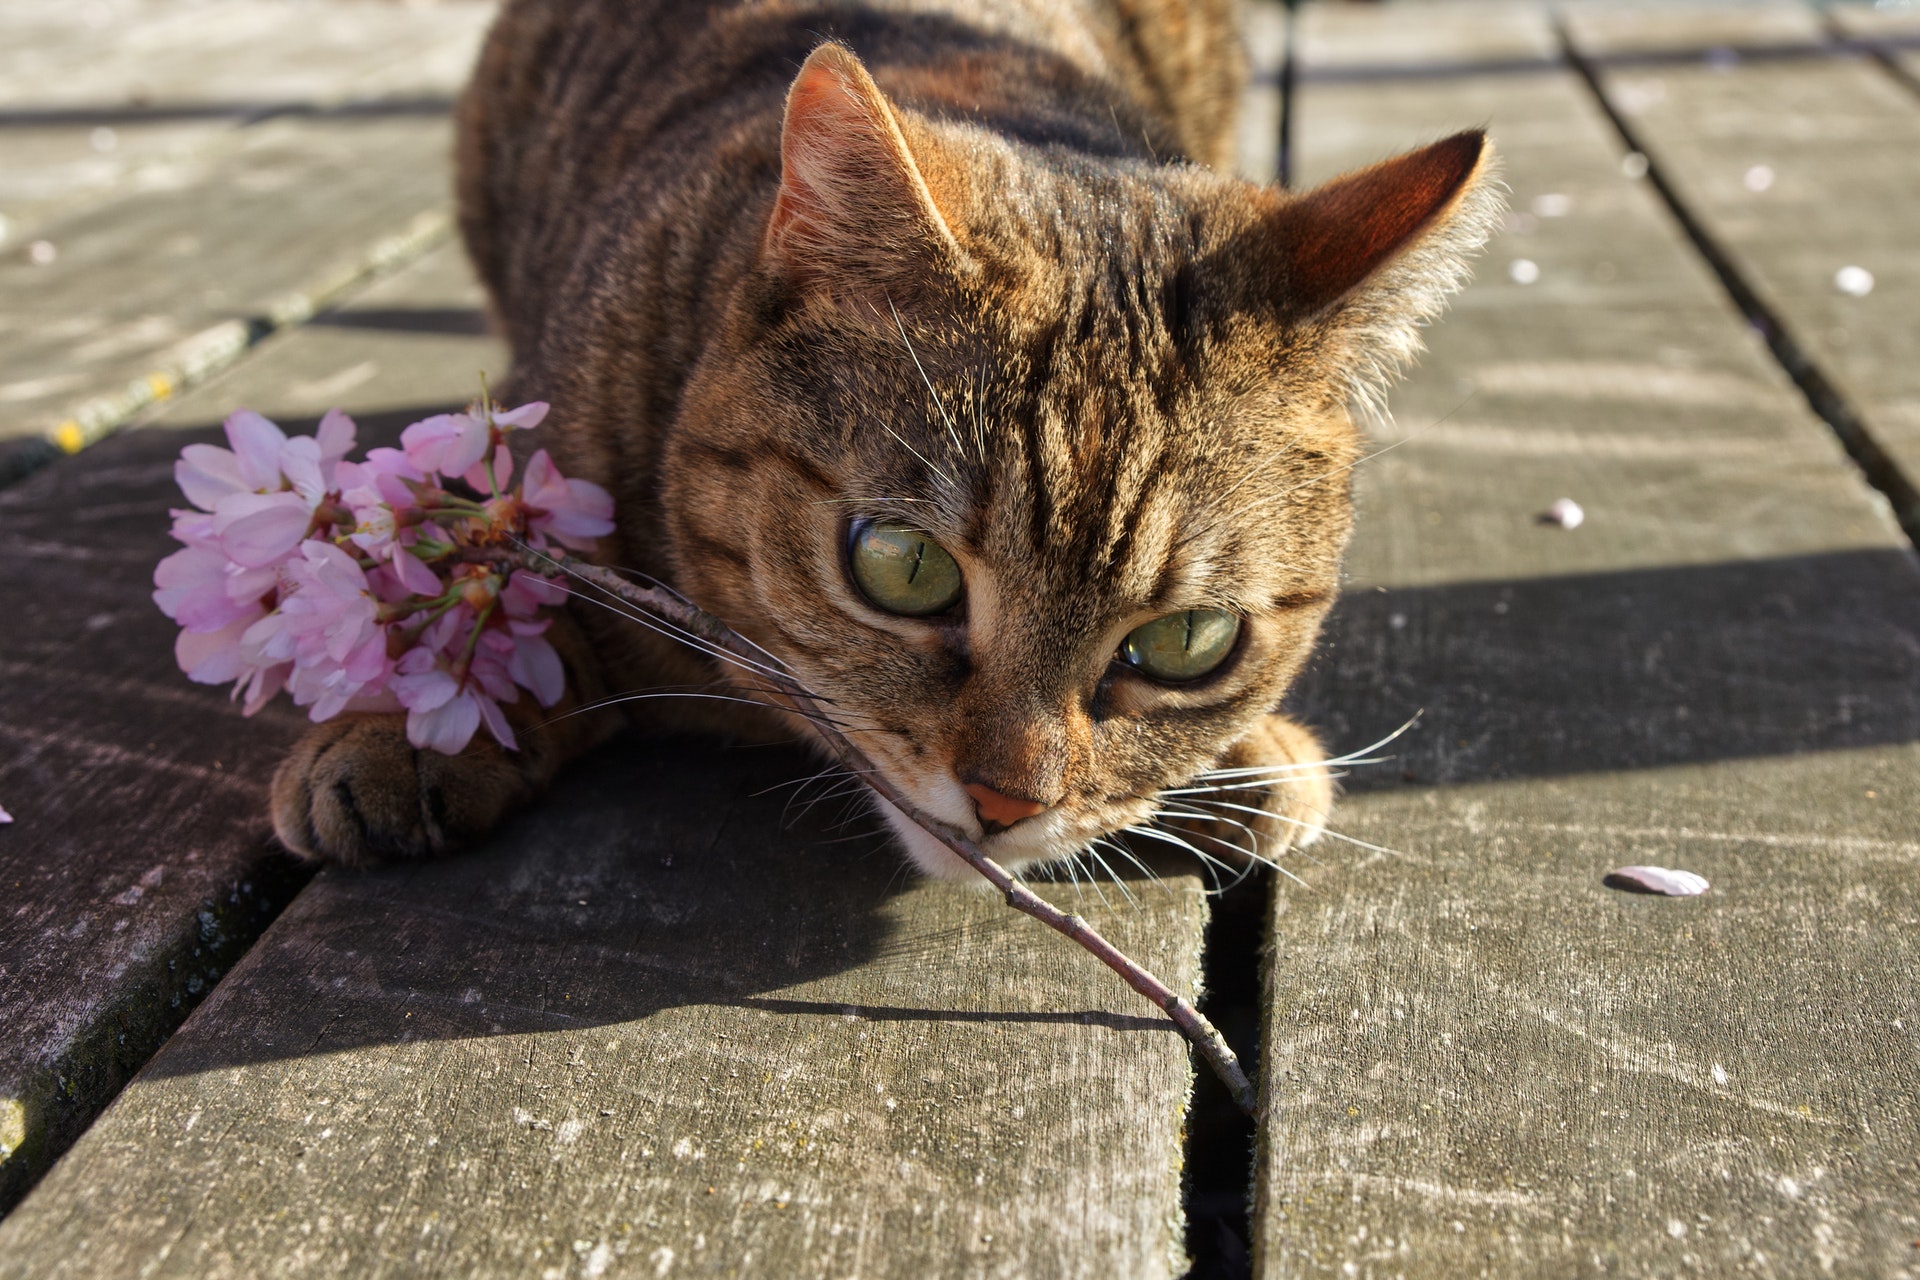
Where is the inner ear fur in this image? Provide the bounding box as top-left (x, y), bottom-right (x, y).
top-left (1275, 130), bottom-right (1494, 317)
top-left (1262, 130), bottom-right (1504, 411)
top-left (763, 42), bottom-right (965, 311)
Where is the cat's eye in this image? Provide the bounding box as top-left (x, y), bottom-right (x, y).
top-left (848, 520), bottom-right (964, 617)
top-left (1120, 609), bottom-right (1241, 683)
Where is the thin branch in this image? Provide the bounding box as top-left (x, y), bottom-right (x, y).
top-left (478, 543), bottom-right (1258, 1117)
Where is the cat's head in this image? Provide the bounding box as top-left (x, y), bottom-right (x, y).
top-left (664, 43), bottom-right (1500, 878)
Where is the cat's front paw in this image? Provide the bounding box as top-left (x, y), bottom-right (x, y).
top-left (1170, 714), bottom-right (1336, 866)
top-left (270, 714), bottom-right (534, 866)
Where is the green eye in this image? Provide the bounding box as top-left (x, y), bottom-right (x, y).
top-left (849, 520), bottom-right (964, 616)
top-left (1120, 609), bottom-right (1241, 682)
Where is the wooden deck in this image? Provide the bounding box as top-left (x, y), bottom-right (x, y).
top-left (1, 2), bottom-right (1917, 1276)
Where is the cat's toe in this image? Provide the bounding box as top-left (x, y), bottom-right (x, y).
top-left (270, 714), bottom-right (531, 866)
top-left (1173, 714), bottom-right (1336, 864)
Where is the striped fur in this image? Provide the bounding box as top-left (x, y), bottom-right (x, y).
top-left (271, 0), bottom-right (1499, 875)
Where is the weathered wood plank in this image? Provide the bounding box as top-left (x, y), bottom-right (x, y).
top-left (138, 239), bottom-right (508, 435)
top-left (0, 1), bottom-right (490, 113)
top-left (0, 751), bottom-right (1208, 1280)
top-left (1257, 4), bottom-right (1920, 1276)
top-left (1831, 1), bottom-right (1920, 87)
top-left (0, 1), bottom-right (490, 247)
top-left (0, 0), bottom-right (495, 468)
top-left (0, 116), bottom-right (456, 447)
top-left (1237, 1), bottom-right (1287, 185)
top-left (0, 241), bottom-right (503, 1214)
top-left (2, 205), bottom-right (1209, 1280)
top-left (1562, 2), bottom-right (1920, 521)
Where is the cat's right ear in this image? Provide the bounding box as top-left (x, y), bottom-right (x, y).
top-left (762, 42), bottom-right (965, 313)
top-left (1264, 130), bottom-right (1503, 409)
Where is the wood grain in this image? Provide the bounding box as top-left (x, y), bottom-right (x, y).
top-left (0, 735), bottom-right (1209, 1279)
top-left (1, 195), bottom-right (1209, 1278)
top-left (1258, 5), bottom-right (1920, 1276)
top-left (0, 238), bottom-right (501, 1214)
top-left (1563, 2), bottom-right (1920, 514)
top-left (0, 0), bottom-right (495, 455)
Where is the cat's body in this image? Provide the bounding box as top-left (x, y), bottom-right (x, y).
top-left (272, 0), bottom-right (1499, 877)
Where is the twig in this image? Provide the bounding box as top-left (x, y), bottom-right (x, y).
top-left (479, 545), bottom-right (1258, 1116)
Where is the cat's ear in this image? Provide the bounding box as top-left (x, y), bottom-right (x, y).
top-left (763, 42), bottom-right (964, 310)
top-left (1267, 131), bottom-right (1502, 407)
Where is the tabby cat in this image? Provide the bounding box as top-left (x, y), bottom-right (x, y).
top-left (269, 0), bottom-right (1500, 878)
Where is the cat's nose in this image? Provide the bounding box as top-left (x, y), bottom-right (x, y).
top-left (963, 782), bottom-right (1047, 833)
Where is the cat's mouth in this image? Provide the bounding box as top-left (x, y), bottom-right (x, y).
top-left (866, 777), bottom-right (1149, 884)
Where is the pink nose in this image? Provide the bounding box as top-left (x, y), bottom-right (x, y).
top-left (964, 783), bottom-right (1047, 831)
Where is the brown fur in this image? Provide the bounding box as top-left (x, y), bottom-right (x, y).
top-left (271, 0), bottom-right (1500, 878)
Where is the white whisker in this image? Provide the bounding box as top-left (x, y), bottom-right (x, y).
top-left (890, 299), bottom-right (967, 468)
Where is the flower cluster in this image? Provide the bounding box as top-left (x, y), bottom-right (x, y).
top-left (153, 398), bottom-right (614, 754)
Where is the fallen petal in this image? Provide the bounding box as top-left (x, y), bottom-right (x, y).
top-left (0, 803), bottom-right (11, 824)
top-left (1606, 865), bottom-right (1710, 896)
top-left (1540, 497), bottom-right (1585, 529)
top-left (1834, 265), bottom-right (1874, 298)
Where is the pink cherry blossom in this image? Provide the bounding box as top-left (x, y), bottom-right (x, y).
top-left (507, 619), bottom-right (565, 706)
top-left (400, 411), bottom-right (491, 478)
top-left (0, 803), bottom-right (12, 825)
top-left (500, 569), bottom-right (567, 618)
top-left (154, 543), bottom-right (253, 633)
top-left (210, 490), bottom-right (312, 567)
top-left (157, 393), bottom-right (604, 755)
top-left (522, 450), bottom-right (614, 549)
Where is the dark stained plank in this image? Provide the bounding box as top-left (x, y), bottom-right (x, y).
top-left (1563, 1), bottom-right (1920, 523)
top-left (0, 240), bottom-right (504, 1213)
top-left (0, 738), bottom-right (1209, 1279)
top-left (1256, 4), bottom-right (1920, 1276)
top-left (1831, 1), bottom-right (1920, 87)
top-left (0, 82), bottom-right (1221, 1273)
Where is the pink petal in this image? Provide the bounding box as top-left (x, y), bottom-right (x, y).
top-left (508, 630), bottom-right (565, 707)
top-left (0, 803), bottom-right (12, 824)
top-left (237, 661), bottom-right (289, 716)
top-left (1606, 866), bottom-right (1710, 896)
top-left (401, 412), bottom-right (490, 478)
top-left (212, 492), bottom-right (311, 567)
top-left (491, 401), bottom-right (549, 430)
top-left (408, 691), bottom-right (481, 754)
top-left (176, 613), bottom-right (256, 684)
top-left (391, 658), bottom-right (458, 714)
top-left (462, 443), bottom-right (513, 494)
top-left (224, 410), bottom-right (288, 490)
top-left (175, 445), bottom-right (246, 510)
top-left (154, 546), bottom-right (250, 632)
top-left (391, 546), bottom-right (441, 596)
top-left (315, 407), bottom-right (357, 466)
top-left (279, 435), bottom-right (326, 505)
top-left (474, 693), bottom-right (518, 751)
top-left (505, 571), bottom-right (567, 610)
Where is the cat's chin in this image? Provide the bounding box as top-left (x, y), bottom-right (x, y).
top-left (871, 794), bottom-right (1091, 885)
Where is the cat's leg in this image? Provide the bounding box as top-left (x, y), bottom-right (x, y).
top-left (1171, 713), bottom-right (1336, 866)
top-left (269, 611), bottom-right (620, 866)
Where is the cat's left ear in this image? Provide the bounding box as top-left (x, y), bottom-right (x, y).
top-left (1263, 131), bottom-right (1503, 408)
top-left (763, 42), bottom-right (966, 313)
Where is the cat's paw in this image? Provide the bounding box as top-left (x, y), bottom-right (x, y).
top-left (1170, 714), bottom-right (1336, 866)
top-left (270, 714), bottom-right (534, 866)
